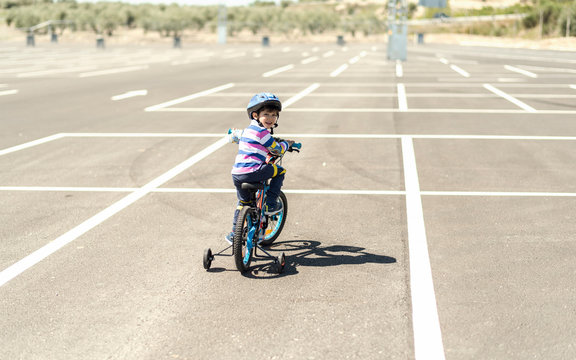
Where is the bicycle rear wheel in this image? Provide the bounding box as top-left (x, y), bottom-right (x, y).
top-left (233, 206), bottom-right (257, 272)
top-left (260, 191), bottom-right (287, 246)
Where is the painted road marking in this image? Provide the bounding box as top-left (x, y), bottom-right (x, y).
top-left (0, 186), bottom-right (404, 195)
top-left (301, 56), bottom-right (319, 64)
top-left (111, 90), bottom-right (148, 101)
top-left (262, 64), bottom-right (294, 77)
top-left (397, 83), bottom-right (408, 111)
top-left (504, 65), bottom-right (538, 78)
top-left (283, 83), bottom-right (320, 108)
top-left (5, 186), bottom-right (576, 198)
top-left (0, 89), bottom-right (18, 96)
top-left (144, 83), bottom-right (234, 112)
top-left (483, 84), bottom-right (537, 112)
top-left (450, 64), bottom-right (470, 78)
top-left (421, 191), bottom-right (576, 197)
top-left (515, 65), bottom-right (576, 74)
top-left (0, 133), bottom-right (65, 157)
top-left (79, 65), bottom-right (149, 78)
top-left (63, 132), bottom-right (224, 138)
top-left (240, 82), bottom-right (570, 89)
top-left (349, 56), bottom-right (360, 64)
top-left (4, 131), bottom-right (576, 155)
top-left (330, 64), bottom-right (349, 77)
top-left (0, 186), bottom-right (140, 192)
top-left (396, 61), bottom-right (403, 77)
top-left (17, 66), bottom-right (96, 78)
top-left (150, 108), bottom-right (576, 114)
top-left (401, 136), bottom-right (446, 360)
top-left (14, 133), bottom-right (576, 141)
top-left (0, 136), bottom-right (229, 288)
top-left (570, 85), bottom-right (576, 90)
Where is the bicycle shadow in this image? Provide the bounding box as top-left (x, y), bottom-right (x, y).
top-left (246, 240), bottom-right (397, 278)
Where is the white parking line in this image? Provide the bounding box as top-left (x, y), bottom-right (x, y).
top-left (0, 133), bottom-right (65, 157)
top-left (62, 132), bottom-right (224, 138)
top-left (504, 65), bottom-right (538, 78)
top-left (301, 56), bottom-right (319, 64)
top-left (262, 64), bottom-right (294, 77)
top-left (79, 65), bottom-right (149, 78)
top-left (450, 64), bottom-right (470, 78)
top-left (401, 136), bottom-right (446, 360)
top-left (0, 89), bottom-right (18, 96)
top-left (483, 84), bottom-right (537, 112)
top-left (397, 83), bottom-right (408, 111)
top-left (330, 64), bottom-right (349, 77)
top-left (349, 56), bottom-right (361, 64)
top-left (283, 83), bottom-right (320, 108)
top-left (570, 85), bottom-right (576, 90)
top-left (0, 186), bottom-right (139, 192)
top-left (396, 61), bottom-right (403, 77)
top-left (152, 108), bottom-right (576, 114)
top-left (5, 186), bottom-right (576, 197)
top-left (0, 136), bottom-right (229, 288)
top-left (144, 83), bottom-right (234, 112)
top-left (18, 66), bottom-right (97, 78)
top-left (111, 90), bottom-right (148, 101)
top-left (10, 132), bottom-right (576, 142)
top-left (421, 191), bottom-right (576, 197)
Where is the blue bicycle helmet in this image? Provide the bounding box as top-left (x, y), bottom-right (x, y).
top-left (246, 92), bottom-right (282, 120)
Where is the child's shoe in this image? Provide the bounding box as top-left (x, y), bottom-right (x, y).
top-left (225, 232), bottom-right (234, 244)
top-left (265, 202), bottom-right (282, 215)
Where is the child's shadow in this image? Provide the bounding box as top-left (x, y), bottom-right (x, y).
top-left (251, 240), bottom-right (397, 276)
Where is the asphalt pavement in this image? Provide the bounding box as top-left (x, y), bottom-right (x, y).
top-left (1, 40), bottom-right (575, 359)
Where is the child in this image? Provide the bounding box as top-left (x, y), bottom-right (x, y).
top-left (226, 92), bottom-right (294, 244)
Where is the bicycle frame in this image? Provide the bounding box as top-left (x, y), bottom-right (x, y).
top-left (242, 180), bottom-right (270, 265)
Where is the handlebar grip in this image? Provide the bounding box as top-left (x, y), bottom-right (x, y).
top-left (291, 142), bottom-right (302, 150)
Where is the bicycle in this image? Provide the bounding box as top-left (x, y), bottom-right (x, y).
top-left (203, 137), bottom-right (301, 274)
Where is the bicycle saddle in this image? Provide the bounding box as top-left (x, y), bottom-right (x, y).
top-left (241, 182), bottom-right (265, 190)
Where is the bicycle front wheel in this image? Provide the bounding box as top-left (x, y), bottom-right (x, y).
top-left (233, 206), bottom-right (258, 272)
top-left (260, 191), bottom-right (287, 246)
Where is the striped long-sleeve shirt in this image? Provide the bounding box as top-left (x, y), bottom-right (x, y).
top-left (231, 120), bottom-right (288, 175)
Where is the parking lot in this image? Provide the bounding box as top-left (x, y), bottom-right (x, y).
top-left (1, 41), bottom-right (576, 359)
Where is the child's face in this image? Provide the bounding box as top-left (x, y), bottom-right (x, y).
top-left (255, 109), bottom-right (279, 130)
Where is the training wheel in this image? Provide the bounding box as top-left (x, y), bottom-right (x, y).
top-left (203, 248), bottom-right (213, 270)
top-left (276, 252), bottom-right (286, 274)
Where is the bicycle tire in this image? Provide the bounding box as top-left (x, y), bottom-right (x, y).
top-left (260, 191), bottom-right (287, 246)
top-left (233, 206), bottom-right (257, 272)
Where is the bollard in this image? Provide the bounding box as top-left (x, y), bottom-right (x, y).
top-left (417, 33), bottom-right (424, 44)
top-left (96, 37), bottom-right (105, 49)
top-left (262, 36), bottom-right (270, 47)
top-left (337, 35), bottom-right (345, 46)
top-left (173, 36), bottom-right (181, 48)
top-left (26, 34), bottom-right (35, 47)
top-left (51, 33), bottom-right (58, 43)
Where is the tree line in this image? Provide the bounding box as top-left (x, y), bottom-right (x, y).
top-left (1, 0), bottom-right (574, 40)
top-left (0, 0), bottom-right (387, 39)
